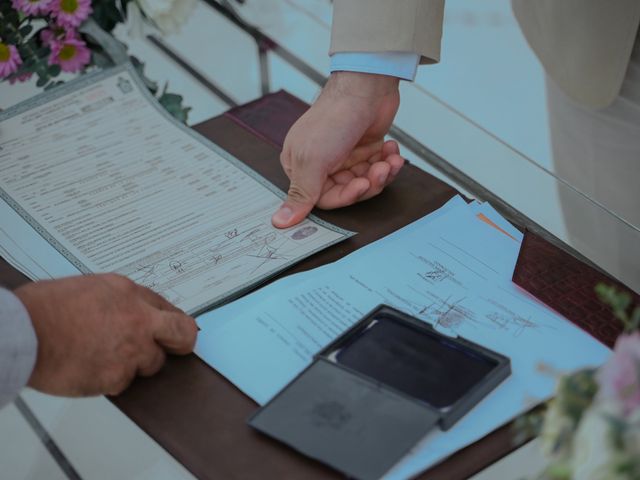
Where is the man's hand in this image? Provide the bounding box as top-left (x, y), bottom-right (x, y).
top-left (271, 71), bottom-right (405, 228)
top-left (14, 274), bottom-right (197, 397)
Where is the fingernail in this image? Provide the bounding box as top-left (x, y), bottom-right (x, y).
top-left (273, 206), bottom-right (294, 225)
top-left (379, 172), bottom-right (388, 184)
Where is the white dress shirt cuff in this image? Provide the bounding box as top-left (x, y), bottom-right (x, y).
top-left (330, 52), bottom-right (420, 81)
top-left (0, 288), bottom-right (37, 409)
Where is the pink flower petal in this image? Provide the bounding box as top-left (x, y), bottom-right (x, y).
top-left (0, 44), bottom-right (22, 79)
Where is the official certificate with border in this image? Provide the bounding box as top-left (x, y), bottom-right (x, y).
top-left (0, 63), bottom-right (353, 315)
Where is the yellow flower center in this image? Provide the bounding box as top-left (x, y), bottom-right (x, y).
top-left (0, 43), bottom-right (9, 62)
top-left (60, 0), bottom-right (79, 13)
top-left (59, 44), bottom-right (77, 61)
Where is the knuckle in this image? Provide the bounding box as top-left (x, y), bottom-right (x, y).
top-left (166, 316), bottom-right (184, 343)
top-left (104, 366), bottom-right (129, 395)
top-left (280, 151), bottom-right (293, 177)
top-left (166, 315), bottom-right (197, 353)
top-left (121, 339), bottom-right (140, 360)
top-left (111, 377), bottom-right (132, 396)
top-left (128, 310), bottom-right (149, 331)
top-left (287, 184), bottom-right (312, 205)
top-left (114, 368), bottom-right (135, 395)
top-left (122, 278), bottom-right (138, 293)
top-left (180, 317), bottom-right (198, 348)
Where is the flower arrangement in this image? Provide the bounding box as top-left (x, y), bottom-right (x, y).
top-left (522, 285), bottom-right (640, 480)
top-left (0, 0), bottom-right (195, 121)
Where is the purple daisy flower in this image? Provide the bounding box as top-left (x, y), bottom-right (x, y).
top-left (48, 36), bottom-right (91, 73)
top-left (40, 23), bottom-right (73, 47)
top-left (0, 43), bottom-right (22, 79)
top-left (11, 0), bottom-right (54, 16)
top-left (51, 0), bottom-right (92, 28)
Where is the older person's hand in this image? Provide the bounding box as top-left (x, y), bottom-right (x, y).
top-left (271, 71), bottom-right (405, 228)
top-left (14, 274), bottom-right (197, 397)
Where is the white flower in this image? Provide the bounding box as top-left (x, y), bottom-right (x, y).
top-left (136, 0), bottom-right (197, 35)
top-left (570, 402), bottom-right (619, 480)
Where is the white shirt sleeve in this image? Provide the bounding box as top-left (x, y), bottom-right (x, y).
top-left (0, 288), bottom-right (37, 409)
top-left (330, 52), bottom-right (420, 81)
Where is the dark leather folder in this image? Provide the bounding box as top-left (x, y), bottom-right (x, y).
top-left (0, 90), bottom-right (627, 479)
top-left (513, 230), bottom-right (636, 348)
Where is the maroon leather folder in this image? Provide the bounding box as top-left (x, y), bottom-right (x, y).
top-left (513, 231), bottom-right (637, 348)
top-left (1, 90), bottom-right (621, 479)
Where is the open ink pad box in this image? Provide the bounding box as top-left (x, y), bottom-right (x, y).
top-left (249, 305), bottom-right (511, 480)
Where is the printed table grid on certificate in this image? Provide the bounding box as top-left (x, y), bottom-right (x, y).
top-left (0, 64), bottom-right (352, 314)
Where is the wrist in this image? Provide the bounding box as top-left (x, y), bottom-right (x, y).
top-left (325, 71), bottom-right (399, 98)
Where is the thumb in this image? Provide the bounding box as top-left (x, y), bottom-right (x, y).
top-left (272, 180), bottom-right (320, 228)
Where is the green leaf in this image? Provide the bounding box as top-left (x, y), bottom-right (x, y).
top-left (19, 24), bottom-right (33, 37)
top-left (158, 92), bottom-right (191, 124)
top-left (614, 292), bottom-right (632, 312)
top-left (44, 80), bottom-right (65, 91)
top-left (630, 308), bottom-right (640, 330)
top-left (47, 64), bottom-right (61, 77)
top-left (159, 92), bottom-right (183, 104)
top-left (129, 56), bottom-right (159, 94)
top-left (555, 368), bottom-right (598, 424)
top-left (595, 282), bottom-right (639, 331)
top-left (35, 75), bottom-right (48, 88)
top-left (91, 0), bottom-right (126, 33)
top-left (512, 405), bottom-right (546, 443)
top-left (604, 413), bottom-right (628, 449)
top-left (34, 62), bottom-right (48, 76)
top-left (21, 58), bottom-right (36, 70)
top-left (544, 462), bottom-right (573, 480)
top-left (34, 45), bottom-right (51, 57)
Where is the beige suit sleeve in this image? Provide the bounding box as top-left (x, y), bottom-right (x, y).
top-left (330, 0), bottom-right (445, 64)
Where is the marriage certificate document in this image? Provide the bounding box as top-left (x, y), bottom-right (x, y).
top-left (0, 64), bottom-right (351, 314)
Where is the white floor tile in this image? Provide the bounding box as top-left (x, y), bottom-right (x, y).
top-left (0, 403), bottom-right (66, 480)
top-left (20, 390), bottom-right (194, 480)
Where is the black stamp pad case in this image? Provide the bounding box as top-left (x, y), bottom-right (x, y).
top-left (249, 305), bottom-right (511, 480)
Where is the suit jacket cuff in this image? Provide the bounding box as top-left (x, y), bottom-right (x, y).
top-left (0, 288), bottom-right (37, 409)
top-left (330, 0), bottom-right (444, 65)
